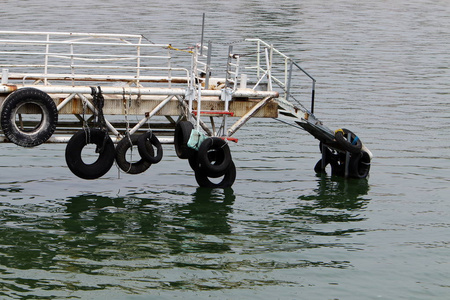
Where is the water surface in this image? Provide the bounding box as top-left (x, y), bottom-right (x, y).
top-left (1, 0), bottom-right (450, 299)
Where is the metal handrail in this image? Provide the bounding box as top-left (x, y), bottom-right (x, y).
top-left (243, 38), bottom-right (317, 114)
top-left (0, 31), bottom-right (187, 87)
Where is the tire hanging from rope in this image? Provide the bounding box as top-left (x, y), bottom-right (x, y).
top-left (174, 121), bottom-right (196, 159)
top-left (196, 137), bottom-right (232, 178)
top-left (137, 131), bottom-right (163, 164)
top-left (65, 128), bottom-right (115, 179)
top-left (65, 86), bottom-right (115, 179)
top-left (194, 160), bottom-right (236, 188)
top-left (115, 133), bottom-right (154, 174)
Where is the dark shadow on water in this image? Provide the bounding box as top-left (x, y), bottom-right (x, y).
top-left (305, 174), bottom-right (371, 209)
top-left (181, 187), bottom-right (235, 235)
top-left (0, 187), bottom-right (236, 270)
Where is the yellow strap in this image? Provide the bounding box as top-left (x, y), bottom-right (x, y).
top-left (335, 128), bottom-right (344, 135)
top-left (167, 45), bottom-right (194, 54)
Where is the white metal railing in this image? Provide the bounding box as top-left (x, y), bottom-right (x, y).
top-left (233, 38), bottom-right (317, 114)
top-left (0, 31), bottom-right (190, 87)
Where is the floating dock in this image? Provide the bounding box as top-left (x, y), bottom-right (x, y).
top-left (0, 31), bottom-right (372, 187)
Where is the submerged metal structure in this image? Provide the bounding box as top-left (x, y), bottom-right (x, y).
top-left (0, 30), bottom-right (372, 187)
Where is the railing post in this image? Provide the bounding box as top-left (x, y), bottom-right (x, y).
top-left (1, 69), bottom-right (9, 85)
top-left (44, 34), bottom-right (50, 85)
top-left (286, 60), bottom-right (293, 101)
top-left (136, 35), bottom-right (142, 87)
top-left (205, 41), bottom-right (212, 89)
top-left (200, 13), bottom-right (205, 55)
top-left (311, 79), bottom-right (316, 114)
top-left (225, 45), bottom-right (233, 88)
top-left (256, 40), bottom-right (260, 79)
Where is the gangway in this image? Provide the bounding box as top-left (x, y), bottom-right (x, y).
top-left (0, 31), bottom-right (372, 187)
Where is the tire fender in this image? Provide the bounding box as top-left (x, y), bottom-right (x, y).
top-left (115, 134), bottom-right (153, 174)
top-left (348, 151), bottom-right (371, 179)
top-left (174, 121), bottom-right (195, 159)
top-left (138, 132), bottom-right (163, 164)
top-left (335, 128), bottom-right (362, 154)
top-left (65, 129), bottom-right (115, 179)
top-left (198, 137), bottom-right (232, 178)
top-left (194, 160), bottom-right (236, 188)
top-left (1, 88), bottom-right (58, 147)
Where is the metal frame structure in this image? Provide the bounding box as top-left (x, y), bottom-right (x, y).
top-left (0, 31), bottom-right (283, 143)
top-left (0, 30), bottom-right (372, 181)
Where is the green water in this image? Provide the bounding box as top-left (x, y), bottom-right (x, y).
top-left (1, 0), bottom-right (450, 299)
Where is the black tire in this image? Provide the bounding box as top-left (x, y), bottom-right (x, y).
top-left (195, 161), bottom-right (236, 188)
top-left (348, 151), bottom-right (371, 179)
top-left (314, 159), bottom-right (326, 174)
top-left (65, 129), bottom-right (115, 179)
top-left (314, 145), bottom-right (342, 175)
top-left (1, 88), bottom-right (58, 147)
top-left (188, 152), bottom-right (200, 172)
top-left (138, 132), bottom-right (163, 164)
top-left (174, 121), bottom-right (195, 159)
top-left (335, 128), bottom-right (362, 154)
top-left (115, 134), bottom-right (154, 174)
top-left (188, 149), bottom-right (224, 175)
top-left (198, 137), bottom-right (232, 177)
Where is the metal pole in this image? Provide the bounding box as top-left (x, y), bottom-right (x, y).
top-left (44, 34), bottom-right (50, 85)
top-left (225, 45), bottom-right (233, 88)
top-left (1, 69), bottom-right (8, 85)
top-left (200, 13), bottom-right (205, 56)
top-left (286, 60), bottom-right (293, 101)
top-left (344, 132), bottom-right (351, 178)
top-left (205, 41), bottom-right (212, 89)
top-left (311, 79), bottom-right (316, 114)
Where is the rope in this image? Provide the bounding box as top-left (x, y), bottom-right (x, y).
top-left (82, 94), bottom-right (90, 145)
top-left (167, 45), bottom-right (194, 54)
top-left (91, 86), bottom-right (108, 153)
top-left (122, 88), bottom-right (133, 173)
top-left (212, 38), bottom-right (247, 45)
top-left (91, 86), bottom-right (107, 130)
top-left (140, 34), bottom-right (156, 45)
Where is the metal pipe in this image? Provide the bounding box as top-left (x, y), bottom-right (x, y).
top-left (37, 136), bottom-right (175, 144)
top-left (0, 38), bottom-right (169, 48)
top-left (56, 93), bottom-right (77, 111)
top-left (286, 60), bottom-right (293, 101)
top-left (227, 96), bottom-right (273, 136)
top-left (10, 84), bottom-right (277, 98)
top-left (200, 13), bottom-right (205, 56)
top-left (205, 41), bottom-right (212, 89)
top-left (1, 68), bottom-right (8, 84)
top-left (128, 95), bottom-right (174, 135)
top-left (311, 80), bottom-right (316, 114)
top-left (0, 30), bottom-right (144, 38)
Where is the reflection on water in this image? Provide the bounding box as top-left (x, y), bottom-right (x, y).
top-left (1, 0), bottom-right (449, 297)
top-left (0, 188), bottom-right (239, 297)
top-left (0, 182), bottom-right (371, 297)
top-left (282, 176), bottom-right (370, 239)
top-left (295, 175), bottom-right (370, 222)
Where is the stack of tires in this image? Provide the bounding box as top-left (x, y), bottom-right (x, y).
top-left (174, 121), bottom-right (236, 188)
top-left (314, 128), bottom-right (371, 179)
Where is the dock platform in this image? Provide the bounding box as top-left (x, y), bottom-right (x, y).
top-left (0, 31), bottom-right (372, 187)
